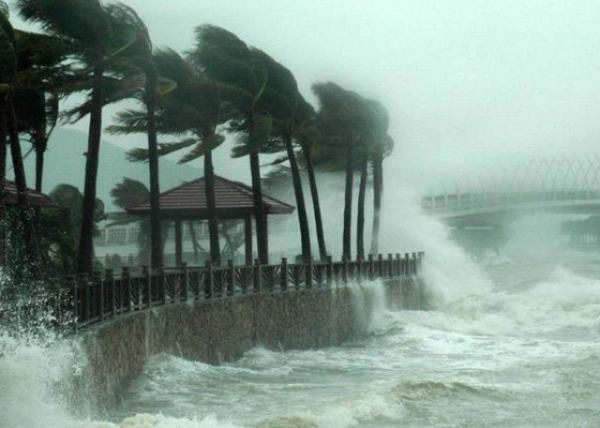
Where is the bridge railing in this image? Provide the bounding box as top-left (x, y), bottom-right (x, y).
top-left (61, 252), bottom-right (424, 329)
top-left (422, 190), bottom-right (600, 212)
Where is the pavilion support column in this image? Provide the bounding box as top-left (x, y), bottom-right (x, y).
top-left (244, 214), bottom-right (253, 266)
top-left (175, 219), bottom-right (183, 266)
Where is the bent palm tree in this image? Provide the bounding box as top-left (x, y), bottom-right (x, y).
top-left (18, 0), bottom-right (140, 273)
top-left (100, 4), bottom-right (173, 269)
top-left (114, 48), bottom-right (230, 265)
top-left (13, 29), bottom-right (70, 192)
top-left (259, 57), bottom-right (313, 263)
top-left (190, 25), bottom-right (273, 264)
top-left (365, 100), bottom-right (393, 255)
top-left (313, 82), bottom-right (366, 261)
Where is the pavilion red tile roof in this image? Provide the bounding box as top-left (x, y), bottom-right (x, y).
top-left (3, 181), bottom-right (52, 207)
top-left (126, 175), bottom-right (294, 219)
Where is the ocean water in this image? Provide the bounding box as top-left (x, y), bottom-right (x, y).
top-left (2, 220), bottom-right (600, 427)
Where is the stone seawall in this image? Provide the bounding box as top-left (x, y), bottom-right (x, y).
top-left (77, 277), bottom-right (425, 410)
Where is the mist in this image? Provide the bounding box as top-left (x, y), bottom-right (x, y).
top-left (5, 1), bottom-right (600, 427)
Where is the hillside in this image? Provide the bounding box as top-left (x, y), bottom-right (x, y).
top-left (16, 128), bottom-right (201, 210)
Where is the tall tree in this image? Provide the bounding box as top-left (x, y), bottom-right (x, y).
top-left (190, 25), bottom-right (273, 264)
top-left (259, 57), bottom-right (313, 263)
top-left (0, 1), bottom-right (15, 218)
top-left (99, 4), bottom-right (173, 269)
top-left (18, 0), bottom-right (139, 273)
top-left (365, 100), bottom-right (393, 255)
top-left (312, 82), bottom-right (366, 261)
top-left (114, 48), bottom-right (230, 265)
top-left (0, 3), bottom-right (40, 263)
top-left (356, 154), bottom-right (368, 260)
top-left (12, 29), bottom-right (69, 192)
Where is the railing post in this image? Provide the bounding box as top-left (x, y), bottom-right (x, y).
top-left (342, 255), bottom-right (348, 284)
top-left (205, 260), bottom-right (213, 299)
top-left (122, 267), bottom-right (131, 312)
top-left (227, 260), bottom-right (235, 296)
top-left (387, 254), bottom-right (393, 278)
top-left (142, 265), bottom-right (151, 309)
top-left (105, 269), bottom-right (115, 318)
top-left (395, 253), bottom-right (401, 277)
top-left (404, 253), bottom-right (410, 276)
top-left (411, 252), bottom-right (417, 275)
top-left (254, 258), bottom-right (262, 293)
top-left (326, 256), bottom-right (333, 286)
top-left (181, 262), bottom-right (188, 302)
top-left (281, 258), bottom-right (288, 291)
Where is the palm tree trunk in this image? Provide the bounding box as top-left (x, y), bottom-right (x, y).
top-left (145, 72), bottom-right (163, 269)
top-left (250, 149), bottom-right (268, 264)
top-left (7, 99), bottom-right (36, 263)
top-left (187, 221), bottom-right (201, 261)
top-left (356, 158), bottom-right (368, 260)
top-left (304, 145), bottom-right (327, 260)
top-left (33, 134), bottom-right (47, 193)
top-left (7, 101), bottom-right (29, 209)
top-left (77, 65), bottom-right (104, 274)
top-left (343, 144), bottom-right (354, 261)
top-left (205, 149), bottom-right (221, 265)
top-left (370, 154), bottom-right (383, 255)
top-left (0, 102), bottom-right (6, 213)
top-left (0, 102), bottom-right (7, 264)
top-left (284, 133), bottom-right (311, 263)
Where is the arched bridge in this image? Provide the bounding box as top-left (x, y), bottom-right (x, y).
top-left (421, 156), bottom-right (600, 227)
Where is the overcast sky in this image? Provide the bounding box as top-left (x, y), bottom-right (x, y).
top-left (14, 0), bottom-right (600, 191)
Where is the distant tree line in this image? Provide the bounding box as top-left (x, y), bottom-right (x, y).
top-left (0, 0), bottom-right (394, 275)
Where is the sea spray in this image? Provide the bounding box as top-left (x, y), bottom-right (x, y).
top-left (378, 187), bottom-right (494, 306)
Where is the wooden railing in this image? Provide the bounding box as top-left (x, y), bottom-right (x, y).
top-left (62, 252), bottom-right (423, 329)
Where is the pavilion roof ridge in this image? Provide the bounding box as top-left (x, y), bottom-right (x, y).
top-left (125, 173), bottom-right (294, 218)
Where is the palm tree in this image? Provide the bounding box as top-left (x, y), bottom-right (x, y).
top-left (96, 4), bottom-right (173, 270)
top-left (0, 4), bottom-right (26, 209)
top-left (113, 48), bottom-right (230, 265)
top-left (295, 101), bottom-right (328, 261)
top-left (365, 100), bottom-right (393, 255)
top-left (258, 57), bottom-right (313, 263)
top-left (0, 1), bottom-right (15, 216)
top-left (190, 25), bottom-right (273, 265)
top-left (356, 153), bottom-right (369, 260)
top-left (18, 0), bottom-right (140, 273)
top-left (13, 29), bottom-right (70, 192)
top-left (0, 3), bottom-right (41, 265)
top-left (312, 82), bottom-right (366, 261)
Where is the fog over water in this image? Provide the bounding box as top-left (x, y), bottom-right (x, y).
top-left (3, 1), bottom-right (600, 427)
top-left (13, 0), bottom-right (600, 187)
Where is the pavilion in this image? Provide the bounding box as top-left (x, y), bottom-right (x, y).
top-left (3, 180), bottom-right (53, 207)
top-left (126, 175), bottom-right (294, 265)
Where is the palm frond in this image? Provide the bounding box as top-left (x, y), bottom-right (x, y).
top-left (0, 1), bottom-right (9, 17)
top-left (17, 0), bottom-right (110, 50)
top-left (107, 108), bottom-right (148, 135)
